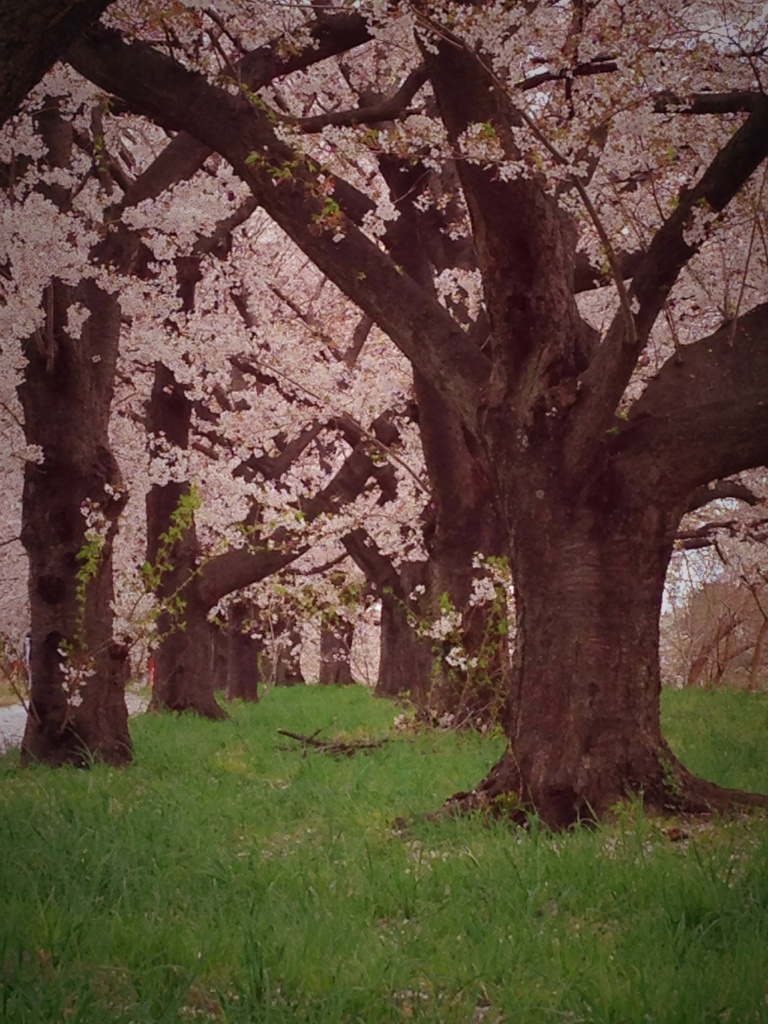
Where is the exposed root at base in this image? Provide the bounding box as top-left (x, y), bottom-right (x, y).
top-left (662, 761), bottom-right (768, 817)
top-left (425, 748), bottom-right (768, 831)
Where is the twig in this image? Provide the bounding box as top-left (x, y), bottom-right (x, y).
top-left (276, 727), bottom-right (387, 756)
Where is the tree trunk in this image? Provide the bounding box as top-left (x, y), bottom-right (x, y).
top-left (442, 463), bottom-right (768, 826)
top-left (226, 601), bottom-right (259, 701)
top-left (149, 586), bottom-right (226, 718)
top-left (375, 556), bottom-right (510, 724)
top-left (376, 579), bottom-right (434, 704)
top-left (271, 615), bottom-right (304, 686)
top-left (145, 363), bottom-right (226, 719)
top-left (747, 616), bottom-right (768, 692)
top-left (319, 616), bottom-right (355, 685)
top-left (18, 278), bottom-right (132, 765)
top-left (207, 618), bottom-right (230, 691)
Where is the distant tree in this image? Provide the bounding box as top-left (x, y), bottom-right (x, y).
top-left (0, 8), bottom-right (409, 756)
top-left (319, 617), bottom-right (356, 686)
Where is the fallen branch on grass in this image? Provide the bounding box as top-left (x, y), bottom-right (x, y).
top-left (276, 728), bottom-right (388, 757)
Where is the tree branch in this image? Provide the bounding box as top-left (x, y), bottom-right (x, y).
top-left (686, 480), bottom-right (759, 512)
top-left (342, 528), bottom-right (404, 601)
top-left (616, 302), bottom-right (768, 504)
top-left (109, 10), bottom-right (372, 211)
top-left (0, 0), bottom-right (114, 127)
top-left (576, 95), bottom-right (768, 446)
top-left (285, 65), bottom-right (428, 133)
top-left (654, 91), bottom-right (764, 115)
top-left (67, 24), bottom-right (490, 430)
top-left (196, 435), bottom-right (393, 607)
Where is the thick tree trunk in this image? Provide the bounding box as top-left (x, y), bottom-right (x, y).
top-left (18, 279), bottom-right (131, 765)
top-left (442, 470), bottom-right (768, 826)
top-left (319, 616), bottom-right (355, 685)
top-left (145, 364), bottom-right (226, 719)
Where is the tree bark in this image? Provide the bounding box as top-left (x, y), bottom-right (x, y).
top-left (145, 364), bottom-right (227, 719)
top-left (271, 615), bottom-right (305, 687)
top-left (18, 278), bottom-right (131, 765)
top-left (0, 0), bottom-right (114, 127)
top-left (226, 601), bottom-right (259, 701)
top-left (319, 616), bottom-right (355, 685)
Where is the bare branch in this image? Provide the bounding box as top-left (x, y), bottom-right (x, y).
top-left (654, 91), bottom-right (764, 115)
top-left (518, 59), bottom-right (619, 93)
top-left (285, 65), bottom-right (428, 133)
top-left (686, 481), bottom-right (759, 512)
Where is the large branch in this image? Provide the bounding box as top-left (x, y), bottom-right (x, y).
top-left (422, 33), bottom-right (592, 416)
top-left (615, 302), bottom-right (768, 504)
top-left (67, 25), bottom-right (489, 428)
top-left (233, 423), bottom-right (325, 483)
top-left (342, 529), bottom-right (404, 601)
top-left (654, 91), bottom-right (764, 115)
top-left (686, 480), bottom-right (759, 513)
top-left (674, 519), bottom-right (768, 550)
top-left (576, 95), bottom-right (768, 443)
top-left (113, 11), bottom-right (372, 210)
top-left (0, 0), bottom-right (114, 127)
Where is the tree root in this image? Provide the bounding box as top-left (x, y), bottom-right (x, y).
top-left (662, 756), bottom-right (768, 816)
top-left (426, 746), bottom-right (768, 830)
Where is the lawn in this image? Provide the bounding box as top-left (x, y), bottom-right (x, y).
top-left (0, 685), bottom-right (766, 1023)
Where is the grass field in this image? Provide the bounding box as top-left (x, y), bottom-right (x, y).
top-left (1, 685), bottom-right (767, 1024)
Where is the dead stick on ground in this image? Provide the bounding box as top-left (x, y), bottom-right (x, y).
top-left (276, 728), bottom-right (388, 756)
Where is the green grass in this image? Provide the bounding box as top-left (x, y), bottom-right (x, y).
top-left (662, 686), bottom-right (768, 793)
top-left (1, 685), bottom-right (767, 1024)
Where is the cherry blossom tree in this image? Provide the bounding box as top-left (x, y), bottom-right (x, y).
top-left (67, 0), bottom-right (768, 824)
top-left (1, 83), bottom-right (135, 765)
